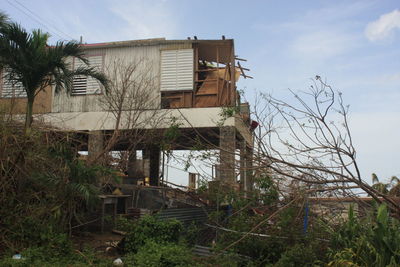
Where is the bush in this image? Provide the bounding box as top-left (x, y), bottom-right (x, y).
top-left (328, 204), bottom-right (400, 266)
top-left (274, 243), bottom-right (317, 267)
top-left (123, 215), bottom-right (183, 253)
top-left (0, 120), bottom-right (117, 252)
top-left (125, 241), bottom-right (195, 267)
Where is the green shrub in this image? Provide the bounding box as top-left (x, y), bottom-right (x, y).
top-left (274, 243), bottom-right (317, 267)
top-left (123, 215), bottom-right (183, 253)
top-left (328, 204), bottom-right (400, 266)
top-left (125, 240), bottom-right (195, 267)
top-left (0, 121), bottom-right (117, 251)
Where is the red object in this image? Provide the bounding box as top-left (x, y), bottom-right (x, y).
top-left (250, 120), bottom-right (259, 130)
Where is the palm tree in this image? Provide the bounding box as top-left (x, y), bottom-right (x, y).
top-left (371, 173), bottom-right (389, 194)
top-left (389, 176), bottom-right (400, 197)
top-left (0, 23), bottom-right (108, 132)
top-left (0, 11), bottom-right (8, 28)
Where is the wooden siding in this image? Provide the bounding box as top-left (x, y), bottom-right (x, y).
top-left (52, 42), bottom-right (192, 113)
top-left (0, 85), bottom-right (52, 114)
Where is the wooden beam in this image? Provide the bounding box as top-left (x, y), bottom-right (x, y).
top-left (216, 46), bottom-right (219, 105)
top-left (235, 57), bottom-right (247, 62)
top-left (230, 44), bottom-right (236, 106)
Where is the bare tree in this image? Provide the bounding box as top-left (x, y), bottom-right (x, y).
top-left (89, 58), bottom-right (166, 172)
top-left (251, 76), bottom-right (400, 213)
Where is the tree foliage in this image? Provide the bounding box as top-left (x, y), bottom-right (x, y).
top-left (0, 22), bottom-right (109, 131)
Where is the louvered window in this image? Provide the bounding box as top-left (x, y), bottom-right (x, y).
top-left (160, 49), bottom-right (194, 91)
top-left (72, 55), bottom-right (104, 96)
top-left (0, 70), bottom-right (27, 98)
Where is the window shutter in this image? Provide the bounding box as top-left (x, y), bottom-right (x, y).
top-left (1, 70), bottom-right (27, 98)
top-left (72, 55), bottom-right (103, 95)
top-left (161, 49), bottom-right (194, 91)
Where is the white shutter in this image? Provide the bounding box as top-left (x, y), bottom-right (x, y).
top-left (72, 55), bottom-right (103, 95)
top-left (161, 49), bottom-right (193, 91)
top-left (1, 70), bottom-right (27, 98)
top-left (86, 55), bottom-right (103, 94)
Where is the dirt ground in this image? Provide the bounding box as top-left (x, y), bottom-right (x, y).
top-left (71, 231), bottom-right (124, 259)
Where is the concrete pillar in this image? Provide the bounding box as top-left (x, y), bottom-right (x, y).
top-left (142, 149), bottom-right (150, 178)
top-left (188, 173), bottom-right (197, 191)
top-left (127, 149), bottom-right (145, 184)
top-left (245, 145), bottom-right (254, 191)
top-left (239, 139), bottom-right (247, 191)
top-left (143, 146), bottom-right (160, 186)
top-left (219, 126), bottom-right (236, 184)
top-left (88, 130), bottom-right (104, 162)
top-left (149, 146), bottom-right (161, 186)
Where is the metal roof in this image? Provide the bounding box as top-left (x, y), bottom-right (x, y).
top-left (79, 38), bottom-right (234, 50)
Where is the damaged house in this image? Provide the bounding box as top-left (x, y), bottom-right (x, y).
top-left (0, 37), bottom-right (254, 221)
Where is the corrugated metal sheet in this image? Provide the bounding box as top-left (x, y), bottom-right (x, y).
top-left (192, 245), bottom-right (213, 257)
top-left (156, 206), bottom-right (215, 224)
top-left (160, 49), bottom-right (194, 91)
top-left (52, 42), bottom-right (192, 113)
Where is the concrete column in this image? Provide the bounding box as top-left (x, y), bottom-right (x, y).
top-left (245, 145), bottom-right (254, 191)
top-left (88, 130), bottom-right (103, 161)
top-left (127, 149), bottom-right (145, 184)
top-left (143, 146), bottom-right (160, 186)
top-left (142, 149), bottom-right (150, 179)
top-left (239, 139), bottom-right (247, 192)
top-left (149, 146), bottom-right (161, 186)
top-left (219, 126), bottom-right (236, 184)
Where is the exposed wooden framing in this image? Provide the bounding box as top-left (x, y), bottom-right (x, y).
top-left (230, 44), bottom-right (235, 106)
top-left (195, 79), bottom-right (218, 82)
top-left (193, 44), bottom-right (199, 107)
top-left (237, 62), bottom-right (250, 71)
top-left (235, 57), bottom-right (247, 62)
top-left (160, 40), bottom-right (240, 109)
top-left (237, 61), bottom-right (253, 79)
top-left (221, 64), bottom-right (229, 105)
top-left (195, 69), bottom-right (219, 72)
top-left (216, 46), bottom-right (219, 106)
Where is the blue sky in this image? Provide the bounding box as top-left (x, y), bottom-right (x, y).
top-left (2, 0), bottom-right (400, 185)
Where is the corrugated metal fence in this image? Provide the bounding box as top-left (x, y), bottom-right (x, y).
top-left (156, 206), bottom-right (216, 224)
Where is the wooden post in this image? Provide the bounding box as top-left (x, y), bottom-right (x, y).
top-left (216, 46), bottom-right (219, 104)
top-left (230, 43), bottom-right (236, 107)
top-left (193, 45), bottom-right (198, 107)
top-left (101, 199), bottom-right (105, 233)
top-left (188, 173), bottom-right (197, 190)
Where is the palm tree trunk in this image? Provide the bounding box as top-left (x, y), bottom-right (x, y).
top-left (24, 96), bottom-right (34, 133)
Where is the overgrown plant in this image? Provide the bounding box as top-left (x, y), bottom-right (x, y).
top-left (0, 119), bottom-right (116, 252)
top-left (122, 215), bottom-right (183, 253)
top-left (0, 21), bottom-right (108, 132)
top-left (328, 204), bottom-right (400, 266)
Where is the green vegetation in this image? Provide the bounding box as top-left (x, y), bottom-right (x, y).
top-left (0, 17), bottom-right (108, 131)
top-left (122, 215), bottom-right (183, 253)
top-left (0, 116), bottom-right (116, 255)
top-left (328, 204), bottom-right (400, 266)
top-left (2, 9), bottom-right (400, 267)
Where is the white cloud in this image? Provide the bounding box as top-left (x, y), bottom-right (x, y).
top-left (290, 31), bottom-right (357, 61)
top-left (365, 9), bottom-right (400, 41)
top-left (110, 0), bottom-right (178, 40)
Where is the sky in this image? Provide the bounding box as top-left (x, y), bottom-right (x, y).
top-left (2, 0), bottom-right (400, 186)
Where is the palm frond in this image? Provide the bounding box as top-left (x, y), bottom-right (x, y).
top-left (390, 176), bottom-right (399, 184)
top-left (372, 173), bottom-right (379, 185)
top-left (0, 10), bottom-right (9, 29)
